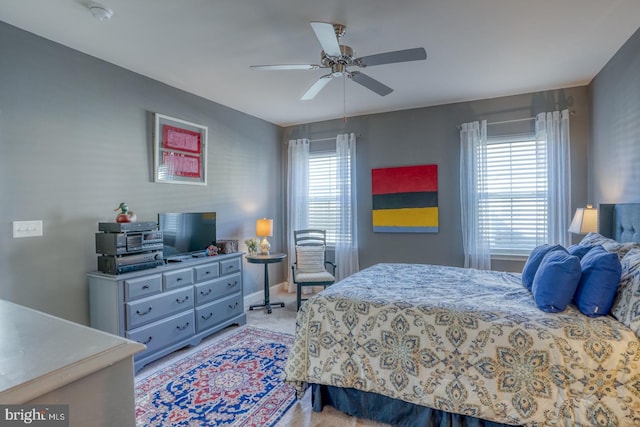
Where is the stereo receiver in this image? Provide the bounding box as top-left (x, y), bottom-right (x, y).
top-left (96, 230), bottom-right (163, 255)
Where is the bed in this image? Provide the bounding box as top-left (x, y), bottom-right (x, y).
top-left (284, 203), bottom-right (640, 426)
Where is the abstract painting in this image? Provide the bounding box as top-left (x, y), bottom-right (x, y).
top-left (372, 164), bottom-right (438, 233)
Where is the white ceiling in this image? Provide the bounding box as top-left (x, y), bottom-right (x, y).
top-left (1, 1), bottom-right (639, 127)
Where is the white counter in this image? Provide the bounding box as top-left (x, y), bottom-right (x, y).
top-left (0, 299), bottom-right (145, 426)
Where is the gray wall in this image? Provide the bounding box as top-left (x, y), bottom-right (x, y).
top-left (6, 16), bottom-right (634, 325)
top-left (590, 27), bottom-right (640, 203)
top-left (0, 22), bottom-right (284, 324)
top-left (284, 87), bottom-right (590, 273)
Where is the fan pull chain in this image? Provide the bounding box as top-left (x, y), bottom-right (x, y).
top-left (343, 76), bottom-right (347, 123)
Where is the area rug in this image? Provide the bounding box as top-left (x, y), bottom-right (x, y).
top-left (135, 326), bottom-right (298, 426)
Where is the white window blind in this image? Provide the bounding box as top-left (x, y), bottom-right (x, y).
top-left (308, 150), bottom-right (350, 245)
top-left (479, 135), bottom-right (548, 256)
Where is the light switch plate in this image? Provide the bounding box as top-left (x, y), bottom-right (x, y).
top-left (13, 220), bottom-right (43, 238)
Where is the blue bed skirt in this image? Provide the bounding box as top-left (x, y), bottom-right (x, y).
top-left (311, 384), bottom-right (519, 427)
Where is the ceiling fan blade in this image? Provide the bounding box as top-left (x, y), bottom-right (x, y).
top-left (310, 22), bottom-right (341, 57)
top-left (356, 47), bottom-right (427, 67)
top-left (250, 64), bottom-right (322, 71)
top-left (349, 72), bottom-right (393, 96)
top-left (301, 75), bottom-right (333, 100)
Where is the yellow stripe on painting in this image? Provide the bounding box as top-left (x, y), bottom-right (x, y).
top-left (372, 207), bottom-right (439, 227)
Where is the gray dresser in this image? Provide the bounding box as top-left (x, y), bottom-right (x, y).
top-left (88, 252), bottom-right (246, 372)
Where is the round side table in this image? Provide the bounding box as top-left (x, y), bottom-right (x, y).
top-left (246, 253), bottom-right (287, 314)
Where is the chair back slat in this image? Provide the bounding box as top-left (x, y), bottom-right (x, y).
top-left (294, 229), bottom-right (326, 246)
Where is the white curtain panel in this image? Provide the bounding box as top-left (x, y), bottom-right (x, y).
top-left (459, 120), bottom-right (491, 270)
top-left (536, 109), bottom-right (571, 247)
top-left (286, 139), bottom-right (309, 292)
top-left (335, 133), bottom-right (360, 280)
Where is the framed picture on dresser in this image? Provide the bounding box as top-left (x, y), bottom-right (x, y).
top-left (153, 113), bottom-right (208, 185)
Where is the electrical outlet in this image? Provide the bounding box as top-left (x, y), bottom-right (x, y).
top-left (12, 220), bottom-right (43, 238)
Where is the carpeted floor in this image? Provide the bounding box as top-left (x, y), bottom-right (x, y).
top-left (135, 286), bottom-right (390, 427)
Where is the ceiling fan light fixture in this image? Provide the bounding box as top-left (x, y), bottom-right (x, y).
top-left (89, 3), bottom-right (114, 21)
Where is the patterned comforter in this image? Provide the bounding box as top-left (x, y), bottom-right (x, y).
top-left (284, 263), bottom-right (640, 426)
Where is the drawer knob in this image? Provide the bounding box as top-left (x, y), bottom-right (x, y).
top-left (142, 285), bottom-right (150, 290)
top-left (176, 322), bottom-right (190, 331)
top-left (227, 281), bottom-right (238, 287)
top-left (201, 312), bottom-right (213, 320)
top-left (136, 307), bottom-right (152, 316)
top-left (227, 265), bottom-right (234, 270)
top-left (200, 289), bottom-right (212, 296)
top-left (205, 271), bottom-right (211, 275)
top-left (176, 277), bottom-right (183, 282)
top-left (141, 336), bottom-right (153, 345)
top-left (228, 302), bottom-right (238, 309)
top-left (176, 296), bottom-right (190, 304)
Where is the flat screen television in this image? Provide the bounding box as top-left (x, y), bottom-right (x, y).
top-left (158, 212), bottom-right (216, 260)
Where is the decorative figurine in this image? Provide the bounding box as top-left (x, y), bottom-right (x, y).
top-left (114, 202), bottom-right (137, 223)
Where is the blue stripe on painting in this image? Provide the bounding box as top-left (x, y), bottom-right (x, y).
top-left (373, 226), bottom-right (439, 233)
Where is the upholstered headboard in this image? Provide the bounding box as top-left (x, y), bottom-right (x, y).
top-left (598, 203), bottom-right (640, 242)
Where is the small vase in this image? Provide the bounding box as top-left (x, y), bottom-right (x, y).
top-left (248, 247), bottom-right (257, 256)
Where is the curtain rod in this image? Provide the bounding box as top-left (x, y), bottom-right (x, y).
top-left (456, 117), bottom-right (534, 130)
top-left (302, 136), bottom-right (334, 143)
top-left (282, 136), bottom-right (336, 145)
top-left (284, 133), bottom-right (360, 144)
top-left (488, 111), bottom-right (575, 126)
top-left (458, 110), bottom-right (575, 129)
top-left (487, 116), bottom-right (536, 126)
top-left (310, 132), bottom-right (361, 142)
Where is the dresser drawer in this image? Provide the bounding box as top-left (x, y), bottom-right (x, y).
top-left (124, 274), bottom-right (162, 301)
top-left (220, 258), bottom-right (241, 276)
top-left (163, 268), bottom-right (193, 290)
top-left (127, 310), bottom-right (195, 354)
top-left (194, 263), bottom-right (219, 282)
top-left (194, 273), bottom-right (242, 305)
top-left (126, 287), bottom-right (194, 329)
top-left (195, 293), bottom-right (243, 332)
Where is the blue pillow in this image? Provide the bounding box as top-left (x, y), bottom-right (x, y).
top-left (573, 245), bottom-right (622, 317)
top-left (568, 244), bottom-right (594, 259)
top-left (532, 250), bottom-right (582, 313)
top-left (522, 244), bottom-right (565, 291)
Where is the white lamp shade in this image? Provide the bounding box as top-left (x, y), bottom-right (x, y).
top-left (568, 206), bottom-right (598, 234)
top-left (256, 218), bottom-right (273, 237)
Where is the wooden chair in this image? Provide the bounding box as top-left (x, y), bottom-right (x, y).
top-left (291, 229), bottom-right (336, 310)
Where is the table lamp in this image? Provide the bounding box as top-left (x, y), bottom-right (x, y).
top-left (568, 204), bottom-right (598, 234)
top-left (256, 218), bottom-right (273, 255)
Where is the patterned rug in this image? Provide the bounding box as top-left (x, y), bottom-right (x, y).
top-left (135, 326), bottom-right (298, 426)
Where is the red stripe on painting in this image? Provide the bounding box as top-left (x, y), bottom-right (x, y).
top-left (371, 164), bottom-right (438, 195)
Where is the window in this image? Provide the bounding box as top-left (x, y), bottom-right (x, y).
top-left (307, 150), bottom-right (351, 246)
top-left (479, 134), bottom-right (547, 256)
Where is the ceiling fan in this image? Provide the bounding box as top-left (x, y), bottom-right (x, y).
top-left (250, 22), bottom-right (427, 100)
